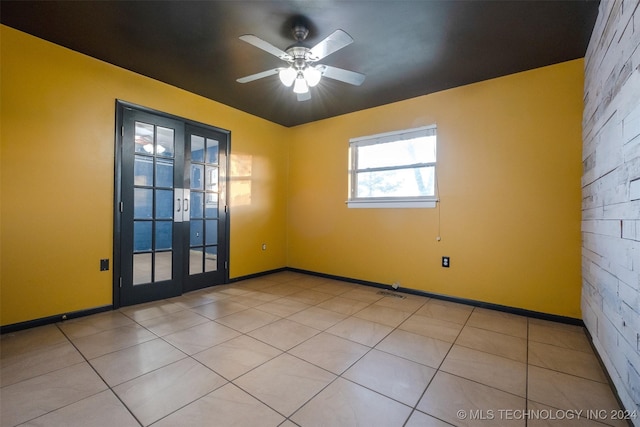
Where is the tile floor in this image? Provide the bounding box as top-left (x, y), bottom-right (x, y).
top-left (0, 271), bottom-right (629, 427)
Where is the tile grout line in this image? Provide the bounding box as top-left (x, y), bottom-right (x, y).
top-left (402, 304), bottom-right (476, 427)
top-left (6, 275), bottom-right (612, 427)
top-left (284, 292), bottom-right (421, 426)
top-left (54, 322), bottom-right (145, 427)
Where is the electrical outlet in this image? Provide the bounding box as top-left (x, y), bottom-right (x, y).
top-left (442, 256), bottom-right (450, 268)
top-left (100, 259), bottom-right (110, 271)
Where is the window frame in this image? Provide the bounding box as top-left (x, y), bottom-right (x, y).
top-left (347, 125), bottom-right (438, 209)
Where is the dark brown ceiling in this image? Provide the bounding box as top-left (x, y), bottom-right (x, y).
top-left (1, 1), bottom-right (599, 127)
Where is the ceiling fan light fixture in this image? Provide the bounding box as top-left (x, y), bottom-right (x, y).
top-left (293, 75), bottom-right (309, 94)
top-left (279, 67), bottom-right (296, 87)
top-left (303, 66), bottom-right (322, 87)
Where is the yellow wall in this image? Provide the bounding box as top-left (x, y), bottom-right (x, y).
top-left (1, 24), bottom-right (584, 326)
top-left (287, 59), bottom-right (584, 318)
top-left (1, 26), bottom-right (289, 326)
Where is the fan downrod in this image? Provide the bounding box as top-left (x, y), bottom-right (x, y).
top-left (292, 25), bottom-right (310, 42)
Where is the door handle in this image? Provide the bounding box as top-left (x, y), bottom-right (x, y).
top-left (176, 198), bottom-right (181, 212)
top-left (184, 198), bottom-right (189, 212)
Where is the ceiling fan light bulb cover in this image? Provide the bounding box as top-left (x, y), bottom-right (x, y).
top-left (279, 67), bottom-right (296, 87)
top-left (304, 66), bottom-right (322, 87)
top-left (293, 77), bottom-right (309, 94)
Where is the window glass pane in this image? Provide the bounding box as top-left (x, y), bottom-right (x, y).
top-left (205, 193), bottom-right (218, 218)
top-left (189, 248), bottom-right (203, 275)
top-left (190, 191), bottom-right (204, 219)
top-left (356, 166), bottom-right (435, 198)
top-left (205, 246), bottom-right (217, 272)
top-left (155, 190), bottom-right (173, 219)
top-left (206, 220), bottom-right (218, 245)
top-left (133, 253), bottom-right (152, 285)
top-left (155, 251), bottom-right (172, 281)
top-left (156, 127), bottom-right (174, 157)
top-left (191, 164), bottom-right (204, 190)
top-left (206, 166), bottom-right (218, 192)
top-left (190, 220), bottom-right (203, 246)
top-left (134, 155), bottom-right (153, 186)
top-left (134, 188), bottom-right (153, 219)
top-left (156, 158), bottom-right (174, 188)
top-left (191, 135), bottom-right (205, 163)
top-left (357, 136), bottom-right (436, 169)
top-left (134, 221), bottom-right (152, 251)
top-left (206, 138), bottom-right (219, 164)
top-left (155, 221), bottom-right (172, 250)
top-left (135, 122), bottom-right (154, 154)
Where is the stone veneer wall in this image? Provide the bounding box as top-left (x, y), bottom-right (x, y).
top-left (582, 0), bottom-right (640, 421)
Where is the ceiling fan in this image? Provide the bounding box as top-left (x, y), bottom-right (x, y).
top-left (236, 24), bottom-right (366, 101)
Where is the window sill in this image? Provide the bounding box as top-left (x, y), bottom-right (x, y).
top-left (346, 198), bottom-right (438, 209)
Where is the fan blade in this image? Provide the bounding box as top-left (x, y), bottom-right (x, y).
top-left (236, 68), bottom-right (281, 83)
top-left (318, 65), bottom-right (365, 86)
top-left (239, 35), bottom-right (292, 61)
top-left (307, 30), bottom-right (353, 61)
top-left (297, 91), bottom-right (311, 102)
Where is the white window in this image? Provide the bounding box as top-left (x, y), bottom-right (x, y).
top-left (348, 125), bottom-right (437, 208)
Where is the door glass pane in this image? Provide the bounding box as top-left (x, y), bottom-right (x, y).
top-left (190, 220), bottom-right (203, 246)
top-left (191, 192), bottom-right (203, 219)
top-left (134, 155), bottom-right (153, 186)
top-left (155, 221), bottom-right (172, 250)
top-left (205, 246), bottom-right (217, 272)
top-left (155, 251), bottom-right (172, 281)
top-left (191, 164), bottom-right (204, 190)
top-left (189, 248), bottom-right (203, 275)
top-left (133, 253), bottom-right (152, 285)
top-left (206, 138), bottom-right (219, 164)
top-left (206, 220), bottom-right (218, 245)
top-left (156, 158), bottom-right (174, 188)
top-left (135, 122), bottom-right (154, 154)
top-left (155, 190), bottom-right (173, 219)
top-left (206, 166), bottom-right (218, 192)
top-left (134, 188), bottom-right (153, 219)
top-left (156, 127), bottom-right (175, 157)
top-left (205, 193), bottom-right (218, 218)
top-left (134, 221), bottom-right (152, 251)
top-left (191, 135), bottom-right (205, 163)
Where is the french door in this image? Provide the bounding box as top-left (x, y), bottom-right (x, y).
top-left (115, 102), bottom-right (229, 307)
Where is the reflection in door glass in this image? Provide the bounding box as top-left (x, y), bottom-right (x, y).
top-left (134, 188), bottom-right (153, 219)
top-left (188, 131), bottom-right (220, 277)
top-left (131, 120), bottom-right (178, 288)
top-left (191, 164), bottom-right (204, 190)
top-left (156, 158), bottom-right (174, 188)
top-left (156, 127), bottom-right (175, 157)
top-left (206, 166), bottom-right (218, 192)
top-left (133, 253), bottom-right (152, 285)
top-left (134, 155), bottom-right (153, 186)
top-left (190, 220), bottom-right (203, 246)
top-left (155, 251), bottom-right (172, 282)
top-left (190, 191), bottom-right (203, 218)
top-left (155, 221), bottom-right (172, 250)
top-left (155, 190), bottom-right (173, 219)
top-left (189, 248), bottom-right (203, 275)
top-left (205, 246), bottom-right (217, 272)
top-left (206, 139), bottom-right (219, 164)
top-left (135, 122), bottom-right (154, 154)
top-left (205, 193), bottom-right (218, 218)
top-left (191, 135), bottom-right (205, 163)
top-left (206, 220), bottom-right (218, 245)
top-left (134, 221), bottom-right (152, 251)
